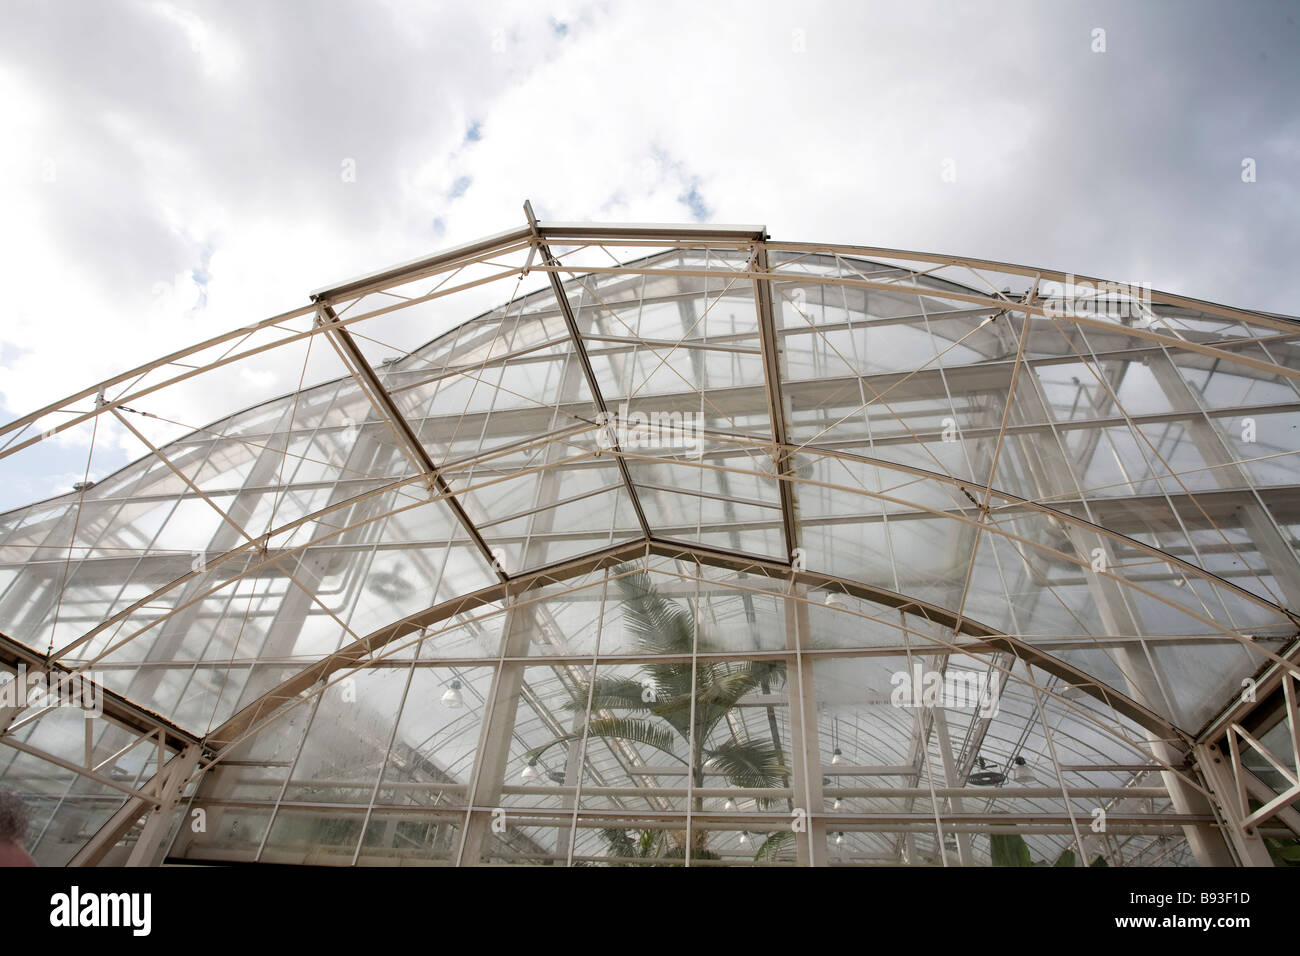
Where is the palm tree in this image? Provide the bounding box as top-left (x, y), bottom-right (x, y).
top-left (599, 826), bottom-right (671, 862)
top-left (989, 832), bottom-right (1108, 866)
top-left (528, 570), bottom-right (789, 860)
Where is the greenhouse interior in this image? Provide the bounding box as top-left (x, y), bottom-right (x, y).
top-left (1, 213), bottom-right (1298, 868)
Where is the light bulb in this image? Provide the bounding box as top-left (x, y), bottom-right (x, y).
top-left (521, 759), bottom-right (539, 782)
top-left (1012, 756), bottom-right (1034, 784)
top-left (724, 798), bottom-right (736, 812)
top-left (833, 798), bottom-right (842, 811)
top-left (831, 747), bottom-right (843, 766)
top-left (835, 832), bottom-right (845, 846)
top-left (738, 832), bottom-right (749, 846)
top-left (440, 679), bottom-right (464, 709)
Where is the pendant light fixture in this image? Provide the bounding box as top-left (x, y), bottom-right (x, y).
top-left (1012, 756), bottom-right (1035, 784)
top-left (440, 679), bottom-right (464, 709)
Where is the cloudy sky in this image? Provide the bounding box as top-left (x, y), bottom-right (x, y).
top-left (1, 0), bottom-right (1297, 508)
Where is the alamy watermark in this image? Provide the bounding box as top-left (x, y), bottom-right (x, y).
top-left (890, 662), bottom-right (1000, 717)
top-left (0, 665), bottom-right (104, 717)
top-left (50, 886), bottom-right (151, 936)
top-left (596, 404), bottom-right (705, 455)
top-left (1040, 274), bottom-right (1152, 323)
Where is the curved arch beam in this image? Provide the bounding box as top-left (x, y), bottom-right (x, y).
top-left (767, 240), bottom-right (1300, 333)
top-left (47, 422), bottom-right (1297, 675)
top-left (5, 228), bottom-right (1297, 460)
top-left (203, 538), bottom-right (1182, 756)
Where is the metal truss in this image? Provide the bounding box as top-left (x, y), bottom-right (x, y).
top-left (1193, 642), bottom-right (1300, 865)
top-left (2, 210), bottom-right (1299, 866)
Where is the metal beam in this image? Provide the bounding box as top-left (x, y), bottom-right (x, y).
top-left (202, 537), bottom-right (1185, 774)
top-left (311, 226), bottom-right (535, 301)
top-left (0, 632), bottom-right (200, 754)
top-left (1194, 740), bottom-right (1276, 865)
top-left (751, 240), bottom-right (798, 563)
top-left (1200, 639), bottom-right (1300, 743)
top-left (203, 540), bottom-right (652, 753)
top-left (7, 228), bottom-right (1295, 464)
top-left (767, 239), bottom-right (1300, 334)
top-left (126, 744), bottom-right (201, 866)
top-left (523, 200), bottom-right (651, 539)
top-left (312, 301), bottom-right (506, 583)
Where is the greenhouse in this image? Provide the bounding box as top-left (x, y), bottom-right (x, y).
top-left (1, 213), bottom-right (1297, 867)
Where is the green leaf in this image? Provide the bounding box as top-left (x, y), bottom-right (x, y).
top-left (754, 829), bottom-right (797, 862)
top-left (703, 669), bottom-right (768, 712)
top-left (600, 827), bottom-right (674, 863)
top-left (662, 844), bottom-right (720, 860)
top-left (616, 570), bottom-right (696, 655)
top-left (601, 828), bottom-right (638, 858)
top-left (990, 833), bottom-right (1033, 867)
top-left (702, 740), bottom-right (789, 794)
top-left (569, 676), bottom-right (652, 713)
top-left (581, 716), bottom-right (682, 762)
top-left (1052, 849), bottom-right (1076, 867)
top-left (527, 570), bottom-right (798, 853)
top-left (1265, 837), bottom-right (1300, 866)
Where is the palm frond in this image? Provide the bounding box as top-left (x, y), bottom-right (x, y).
top-left (567, 676), bottom-right (651, 713)
top-left (599, 827), bottom-right (674, 864)
top-left (702, 740), bottom-right (789, 794)
top-left (642, 660), bottom-right (697, 703)
top-left (601, 827), bottom-right (638, 858)
top-left (582, 716), bottom-right (684, 762)
top-left (616, 570), bottom-right (695, 655)
top-left (744, 658), bottom-right (786, 692)
top-left (522, 734), bottom-right (578, 764)
top-left (754, 829), bottom-right (797, 862)
top-left (701, 668), bottom-right (768, 712)
top-left (989, 832), bottom-right (1033, 866)
top-left (662, 844), bottom-right (720, 860)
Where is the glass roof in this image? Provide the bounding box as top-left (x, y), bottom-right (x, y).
top-left (1, 220), bottom-right (1297, 867)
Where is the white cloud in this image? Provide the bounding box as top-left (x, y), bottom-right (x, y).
top-left (0, 0), bottom-right (1296, 511)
